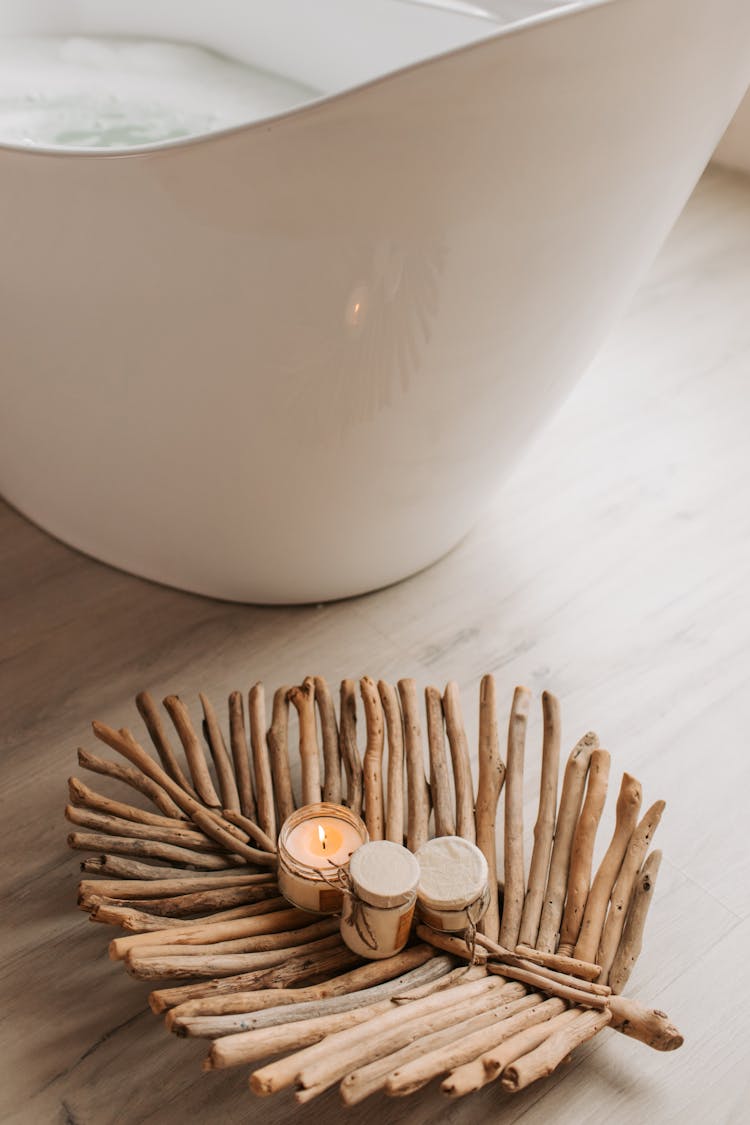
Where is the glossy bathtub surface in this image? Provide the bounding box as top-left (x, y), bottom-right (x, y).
top-left (1, 0), bottom-right (749, 601)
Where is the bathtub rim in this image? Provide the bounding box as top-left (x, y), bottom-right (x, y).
top-left (0, 0), bottom-right (607, 159)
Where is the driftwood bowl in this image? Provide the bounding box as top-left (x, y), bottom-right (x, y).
top-left (66, 676), bottom-right (683, 1105)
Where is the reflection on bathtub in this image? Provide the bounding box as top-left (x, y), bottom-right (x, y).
top-left (0, 36), bottom-right (319, 149)
top-left (284, 236), bottom-right (446, 429)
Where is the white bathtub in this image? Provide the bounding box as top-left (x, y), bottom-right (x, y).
top-left (1, 0), bottom-right (748, 602)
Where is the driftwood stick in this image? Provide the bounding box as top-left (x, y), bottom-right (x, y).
top-left (424, 686), bottom-right (455, 837)
top-left (486, 962), bottom-right (607, 1009)
top-left (442, 681), bottom-right (476, 842)
top-left (288, 678), bottom-right (322, 807)
top-left (167, 946), bottom-right (442, 1020)
top-left (94, 900), bottom-right (286, 932)
top-left (378, 681), bottom-right (405, 844)
top-left (518, 691), bottom-right (561, 948)
top-left (339, 680), bottom-right (364, 815)
top-left (292, 980), bottom-right (524, 1099)
top-left (198, 964), bottom-right (475, 1043)
top-left (162, 695), bottom-right (221, 808)
top-left (415, 924), bottom-right (488, 963)
top-left (228, 690), bottom-right (257, 821)
top-left (267, 686), bottom-right (295, 824)
top-left (475, 675), bottom-right (506, 942)
top-left (81, 883), bottom-right (279, 918)
top-left (608, 994), bottom-right (683, 1050)
top-left (348, 992), bottom-right (541, 1103)
top-left (65, 805), bottom-right (221, 852)
top-left (200, 693), bottom-right (241, 813)
top-left (77, 872), bottom-right (273, 899)
top-left (448, 1009), bottom-right (583, 1096)
top-left (609, 850), bottom-right (662, 995)
top-left (126, 932), bottom-right (343, 981)
top-left (501, 1007), bottom-right (612, 1092)
top-left (205, 959), bottom-right (457, 1063)
top-left (110, 905), bottom-right (310, 961)
top-left (498, 684), bottom-right (529, 948)
top-left (150, 944), bottom-right (361, 1012)
top-left (250, 975), bottom-right (515, 1096)
top-left (91, 723), bottom-right (271, 867)
top-left (183, 962), bottom-right (461, 1040)
top-left (77, 748), bottom-right (186, 820)
top-left (68, 777), bottom-right (185, 830)
top-left (314, 676), bottom-right (342, 804)
top-left (174, 949), bottom-right (445, 1030)
top-left (597, 800), bottom-right (666, 982)
top-left (398, 678), bottom-right (430, 852)
top-left (558, 748), bottom-right (611, 955)
top-left (360, 676), bottom-right (385, 840)
top-left (79, 855), bottom-right (261, 881)
top-left (475, 935), bottom-right (609, 996)
top-left (135, 691), bottom-right (194, 792)
top-left (90, 904), bottom-right (191, 930)
top-left (574, 771), bottom-right (643, 963)
top-left (514, 944), bottom-right (601, 981)
top-left (440, 998), bottom-right (570, 1097)
top-left (68, 831), bottom-right (243, 870)
top-left (223, 810), bottom-right (277, 854)
top-left (536, 731), bottom-right (599, 952)
top-left (247, 683), bottom-right (277, 841)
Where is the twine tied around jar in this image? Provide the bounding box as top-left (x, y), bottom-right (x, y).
top-left (462, 891), bottom-right (490, 966)
top-left (316, 858), bottom-right (379, 951)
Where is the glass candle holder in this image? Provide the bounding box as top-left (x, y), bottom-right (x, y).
top-left (277, 802), bottom-right (368, 914)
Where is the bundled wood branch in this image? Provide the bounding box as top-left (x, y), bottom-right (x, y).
top-left (249, 683), bottom-right (277, 841)
top-left (379, 680), bottom-right (405, 844)
top-left (360, 676), bottom-right (385, 840)
top-left (267, 686), bottom-right (295, 824)
top-left (135, 690), bottom-right (195, 793)
top-left (163, 695), bottom-right (221, 808)
top-left (442, 681), bottom-right (476, 842)
top-left (314, 676), bottom-right (342, 805)
top-left (200, 692), bottom-right (241, 813)
top-left (288, 678), bottom-right (321, 807)
top-left (498, 683), bottom-right (529, 948)
top-left (557, 748), bottom-right (611, 955)
top-left (518, 690), bottom-right (561, 948)
top-left (339, 680), bottom-right (363, 816)
top-left (536, 730), bottom-right (598, 952)
top-left (228, 690), bottom-right (258, 822)
top-left (609, 850), bottom-right (662, 995)
top-left (425, 686), bottom-right (455, 837)
top-left (398, 679), bottom-right (430, 851)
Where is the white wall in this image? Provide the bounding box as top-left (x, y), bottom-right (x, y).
top-left (714, 91), bottom-right (750, 175)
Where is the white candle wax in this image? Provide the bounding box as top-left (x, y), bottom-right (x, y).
top-left (285, 815), bottom-right (363, 869)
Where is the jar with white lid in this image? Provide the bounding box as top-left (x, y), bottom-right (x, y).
top-left (415, 836), bottom-right (490, 933)
top-left (339, 840), bottom-right (420, 960)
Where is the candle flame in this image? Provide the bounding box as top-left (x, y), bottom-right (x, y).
top-left (318, 824), bottom-right (327, 851)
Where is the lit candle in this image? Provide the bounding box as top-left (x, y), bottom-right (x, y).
top-left (277, 803), bottom-right (368, 914)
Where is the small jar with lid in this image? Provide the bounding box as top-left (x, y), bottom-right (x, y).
top-left (339, 840), bottom-right (420, 960)
top-left (415, 836), bottom-right (490, 932)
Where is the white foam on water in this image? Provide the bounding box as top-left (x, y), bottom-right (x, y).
top-left (0, 36), bottom-right (319, 150)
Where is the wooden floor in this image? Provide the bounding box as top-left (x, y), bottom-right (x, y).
top-left (2, 165), bottom-right (748, 1124)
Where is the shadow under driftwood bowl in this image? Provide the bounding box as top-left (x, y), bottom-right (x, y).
top-left (2, 0), bottom-right (749, 601)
